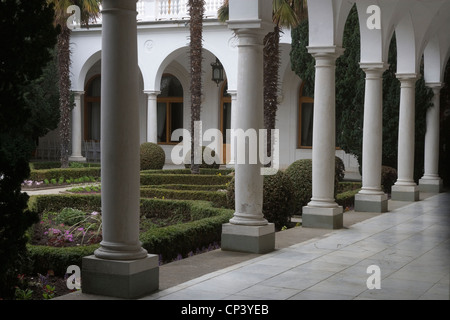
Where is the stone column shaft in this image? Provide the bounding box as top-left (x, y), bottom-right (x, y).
top-left (230, 29), bottom-right (266, 226)
top-left (392, 73), bottom-right (419, 201)
top-left (82, 0), bottom-right (158, 299)
top-left (227, 90), bottom-right (237, 166)
top-left (145, 90), bottom-right (159, 143)
top-left (419, 83), bottom-right (443, 192)
top-left (221, 0), bottom-right (275, 254)
top-left (302, 47), bottom-right (344, 229)
top-left (69, 91), bottom-right (86, 162)
top-left (355, 63), bottom-right (388, 212)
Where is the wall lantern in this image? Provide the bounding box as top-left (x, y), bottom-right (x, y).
top-left (211, 58), bottom-right (224, 87)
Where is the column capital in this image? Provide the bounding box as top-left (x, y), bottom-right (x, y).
top-left (143, 90), bottom-right (160, 96)
top-left (307, 46), bottom-right (345, 65)
top-left (395, 73), bottom-right (421, 87)
top-left (426, 82), bottom-right (444, 94)
top-left (72, 90), bottom-right (85, 96)
top-left (360, 62), bottom-right (388, 77)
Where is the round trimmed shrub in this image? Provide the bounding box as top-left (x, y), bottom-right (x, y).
top-left (381, 166), bottom-right (397, 194)
top-left (335, 156), bottom-right (346, 181)
top-left (184, 146), bottom-right (220, 169)
top-left (285, 158), bottom-right (341, 215)
top-left (226, 171), bottom-right (294, 231)
top-left (140, 142), bottom-right (166, 170)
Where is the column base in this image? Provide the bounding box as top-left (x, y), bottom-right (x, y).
top-left (69, 156), bottom-right (86, 162)
top-left (391, 184), bottom-right (419, 201)
top-left (82, 254), bottom-right (159, 299)
top-left (355, 193), bottom-right (388, 213)
top-left (419, 178), bottom-right (443, 193)
top-left (302, 206), bottom-right (343, 229)
top-left (221, 223), bottom-right (275, 254)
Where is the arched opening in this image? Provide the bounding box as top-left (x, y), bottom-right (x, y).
top-left (219, 79), bottom-right (231, 163)
top-left (84, 75), bottom-right (101, 142)
top-left (157, 74), bottom-right (184, 144)
top-left (297, 82), bottom-right (314, 149)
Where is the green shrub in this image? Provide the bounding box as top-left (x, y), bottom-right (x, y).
top-left (29, 167), bottom-right (101, 181)
top-left (226, 171), bottom-right (294, 230)
top-left (184, 146), bottom-right (220, 169)
top-left (285, 158), bottom-right (341, 215)
top-left (140, 188), bottom-right (228, 208)
top-left (381, 166), bottom-right (397, 194)
top-left (140, 142), bottom-right (166, 170)
top-left (53, 207), bottom-right (87, 226)
top-left (335, 156), bottom-right (346, 181)
top-left (336, 188), bottom-right (360, 209)
top-left (141, 174), bottom-right (232, 186)
top-left (27, 195), bottom-right (234, 274)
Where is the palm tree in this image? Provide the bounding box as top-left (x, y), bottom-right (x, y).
top-left (48, 0), bottom-right (100, 168)
top-left (218, 0), bottom-right (307, 164)
top-left (188, 0), bottom-right (205, 174)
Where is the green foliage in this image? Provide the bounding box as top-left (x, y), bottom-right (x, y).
top-left (184, 146), bottom-right (221, 169)
top-left (0, 0), bottom-right (58, 299)
top-left (381, 166), bottom-right (397, 194)
top-left (284, 159), bottom-right (341, 215)
top-left (284, 159), bottom-right (312, 215)
top-left (141, 173), bottom-right (232, 186)
top-left (27, 195), bottom-right (234, 274)
top-left (29, 167), bottom-right (101, 181)
top-left (335, 156), bottom-right (346, 182)
top-left (226, 171), bottom-right (294, 231)
top-left (290, 5), bottom-right (434, 182)
top-left (140, 188), bottom-right (228, 208)
top-left (53, 208), bottom-right (87, 226)
top-left (22, 48), bottom-right (60, 142)
top-left (140, 142), bottom-right (166, 170)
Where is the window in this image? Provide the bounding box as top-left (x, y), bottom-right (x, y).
top-left (157, 74), bottom-right (184, 144)
top-left (84, 75), bottom-right (101, 141)
top-left (298, 82), bottom-right (314, 148)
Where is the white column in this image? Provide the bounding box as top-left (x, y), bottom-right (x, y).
top-left (302, 47), bottom-right (344, 229)
top-left (145, 90), bottom-right (159, 143)
top-left (226, 90), bottom-right (237, 166)
top-left (69, 91), bottom-right (86, 162)
top-left (221, 0), bottom-right (275, 254)
top-left (355, 63), bottom-right (388, 212)
top-left (419, 83), bottom-right (443, 193)
top-left (82, 0), bottom-right (158, 299)
top-left (392, 73), bottom-right (419, 201)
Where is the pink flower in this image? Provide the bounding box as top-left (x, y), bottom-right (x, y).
top-left (91, 211), bottom-right (99, 216)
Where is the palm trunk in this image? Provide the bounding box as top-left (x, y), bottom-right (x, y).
top-left (189, 0), bottom-right (205, 174)
top-left (57, 25), bottom-right (72, 168)
top-left (263, 26), bottom-right (280, 166)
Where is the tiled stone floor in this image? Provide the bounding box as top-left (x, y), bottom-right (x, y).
top-left (143, 192), bottom-right (450, 300)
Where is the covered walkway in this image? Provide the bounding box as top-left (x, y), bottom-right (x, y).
top-left (59, 191), bottom-right (450, 300)
top-left (147, 192), bottom-right (450, 300)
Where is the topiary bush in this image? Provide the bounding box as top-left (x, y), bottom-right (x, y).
top-left (381, 165), bottom-right (397, 194)
top-left (140, 142), bottom-right (166, 170)
top-left (335, 156), bottom-right (346, 181)
top-left (226, 171), bottom-right (294, 231)
top-left (285, 158), bottom-right (341, 215)
top-left (184, 146), bottom-right (220, 169)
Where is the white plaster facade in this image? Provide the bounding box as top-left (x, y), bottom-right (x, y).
top-left (37, 0), bottom-right (360, 173)
top-left (75, 0), bottom-right (450, 299)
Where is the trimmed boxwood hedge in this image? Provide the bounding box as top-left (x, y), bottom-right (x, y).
top-left (140, 174), bottom-right (232, 186)
top-left (29, 167), bottom-right (101, 182)
top-left (26, 194), bottom-right (233, 275)
top-left (140, 187), bottom-right (228, 208)
top-left (141, 168), bottom-right (234, 175)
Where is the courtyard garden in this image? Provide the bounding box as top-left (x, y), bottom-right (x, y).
top-left (15, 143), bottom-right (397, 300)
